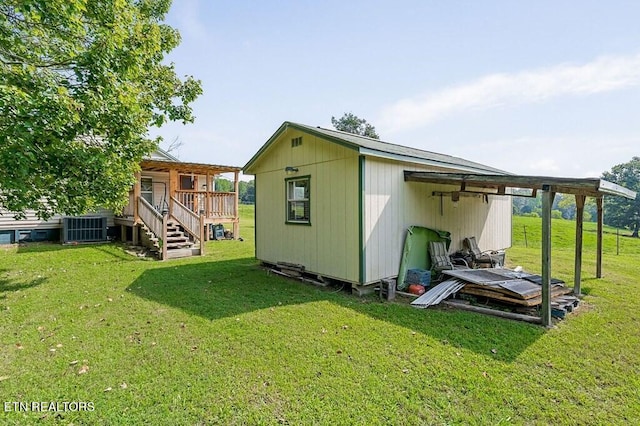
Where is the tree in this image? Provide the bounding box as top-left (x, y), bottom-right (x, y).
top-left (214, 177), bottom-right (233, 192)
top-left (602, 157), bottom-right (640, 237)
top-left (0, 0), bottom-right (202, 219)
top-left (239, 180), bottom-right (254, 204)
top-left (331, 112), bottom-right (379, 139)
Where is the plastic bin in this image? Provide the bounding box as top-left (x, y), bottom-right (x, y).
top-left (405, 268), bottom-right (431, 286)
top-left (211, 224), bottom-right (225, 240)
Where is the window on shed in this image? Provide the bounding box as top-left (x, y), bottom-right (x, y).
top-left (286, 177), bottom-right (310, 224)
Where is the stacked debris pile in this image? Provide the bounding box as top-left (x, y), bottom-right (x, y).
top-left (408, 268), bottom-right (580, 321)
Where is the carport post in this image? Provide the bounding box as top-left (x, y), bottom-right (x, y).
top-left (574, 195), bottom-right (586, 296)
top-left (541, 185), bottom-right (554, 327)
top-left (596, 197), bottom-right (604, 278)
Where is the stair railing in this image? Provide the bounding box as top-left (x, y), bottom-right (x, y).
top-left (170, 196), bottom-right (205, 255)
top-left (138, 196), bottom-right (168, 260)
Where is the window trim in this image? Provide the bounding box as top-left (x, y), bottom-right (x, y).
top-left (285, 175), bottom-right (311, 225)
top-left (140, 177), bottom-right (154, 205)
top-left (179, 174), bottom-right (195, 190)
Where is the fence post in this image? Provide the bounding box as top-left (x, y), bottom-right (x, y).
top-left (523, 225), bottom-right (528, 248)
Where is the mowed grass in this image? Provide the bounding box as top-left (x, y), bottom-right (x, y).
top-left (1, 208), bottom-right (640, 424)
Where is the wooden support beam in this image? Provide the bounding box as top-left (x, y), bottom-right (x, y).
top-left (596, 196), bottom-right (604, 278)
top-left (541, 185), bottom-right (555, 327)
top-left (193, 175), bottom-right (199, 213)
top-left (233, 170), bottom-right (240, 240)
top-left (161, 214), bottom-right (168, 261)
top-left (199, 214), bottom-right (205, 256)
top-left (133, 171), bottom-right (141, 224)
top-left (169, 169), bottom-right (178, 199)
top-left (442, 301), bottom-right (542, 324)
top-left (574, 195), bottom-right (586, 296)
top-left (206, 172), bottom-right (211, 218)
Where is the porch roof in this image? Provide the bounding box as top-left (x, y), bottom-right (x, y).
top-left (140, 159), bottom-right (242, 175)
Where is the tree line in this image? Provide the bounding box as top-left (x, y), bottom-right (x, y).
top-left (214, 178), bottom-right (255, 204)
top-left (512, 157), bottom-right (640, 237)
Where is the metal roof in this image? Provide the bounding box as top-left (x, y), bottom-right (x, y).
top-left (244, 121), bottom-right (509, 174)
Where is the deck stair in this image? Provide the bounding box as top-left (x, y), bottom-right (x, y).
top-left (140, 220), bottom-right (199, 259)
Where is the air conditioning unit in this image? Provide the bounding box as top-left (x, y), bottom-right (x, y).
top-left (63, 216), bottom-right (107, 243)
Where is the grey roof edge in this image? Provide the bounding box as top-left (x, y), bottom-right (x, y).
top-left (243, 121), bottom-right (292, 173)
top-left (243, 121), bottom-right (510, 175)
top-left (599, 179), bottom-right (637, 199)
top-left (154, 147), bottom-right (180, 162)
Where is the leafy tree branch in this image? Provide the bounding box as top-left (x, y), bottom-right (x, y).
top-left (0, 0), bottom-right (202, 219)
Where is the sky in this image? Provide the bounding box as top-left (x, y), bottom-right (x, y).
top-left (151, 1), bottom-right (640, 179)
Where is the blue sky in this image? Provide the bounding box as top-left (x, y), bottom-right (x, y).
top-left (151, 1), bottom-right (640, 179)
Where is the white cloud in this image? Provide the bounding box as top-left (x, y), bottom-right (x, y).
top-left (380, 53), bottom-right (640, 132)
top-left (457, 135), bottom-right (640, 178)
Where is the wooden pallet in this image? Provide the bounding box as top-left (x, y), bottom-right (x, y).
top-left (460, 285), bottom-right (573, 306)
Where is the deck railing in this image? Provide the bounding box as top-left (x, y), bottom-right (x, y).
top-left (174, 191), bottom-right (236, 218)
top-left (138, 196), bottom-right (163, 237)
top-left (170, 197), bottom-right (205, 255)
top-left (170, 197), bottom-right (200, 240)
top-left (138, 196), bottom-right (167, 260)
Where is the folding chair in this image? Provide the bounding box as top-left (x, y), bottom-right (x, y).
top-left (428, 241), bottom-right (468, 280)
top-left (463, 236), bottom-right (496, 268)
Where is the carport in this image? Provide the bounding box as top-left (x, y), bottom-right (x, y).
top-left (404, 171), bottom-right (637, 327)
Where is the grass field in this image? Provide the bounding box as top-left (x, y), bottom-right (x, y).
top-left (1, 208), bottom-right (640, 424)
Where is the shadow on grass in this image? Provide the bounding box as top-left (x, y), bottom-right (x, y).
top-left (15, 241), bottom-right (145, 262)
top-left (127, 258), bottom-right (545, 361)
top-left (0, 268), bottom-right (47, 300)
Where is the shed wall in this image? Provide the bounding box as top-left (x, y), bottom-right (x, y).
top-left (364, 157), bottom-right (512, 283)
top-left (252, 128), bottom-right (360, 282)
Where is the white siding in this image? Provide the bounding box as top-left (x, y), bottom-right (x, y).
top-left (364, 157), bottom-right (512, 283)
top-left (0, 210), bottom-right (62, 230)
top-left (139, 171), bottom-right (170, 211)
top-left (0, 208), bottom-right (116, 231)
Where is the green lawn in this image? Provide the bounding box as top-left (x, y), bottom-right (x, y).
top-left (1, 209), bottom-right (640, 424)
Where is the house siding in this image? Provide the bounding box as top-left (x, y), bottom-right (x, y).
top-left (364, 157), bottom-right (512, 283)
top-left (252, 127), bottom-right (361, 283)
top-left (0, 211), bottom-right (63, 231)
top-left (139, 171), bottom-right (171, 211)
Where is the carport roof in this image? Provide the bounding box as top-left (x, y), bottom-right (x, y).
top-left (403, 171), bottom-right (637, 199)
top-left (404, 170), bottom-right (636, 327)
